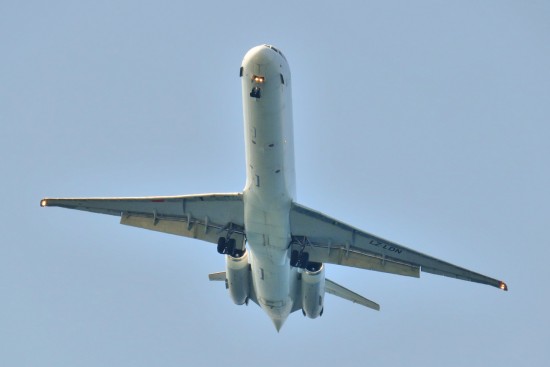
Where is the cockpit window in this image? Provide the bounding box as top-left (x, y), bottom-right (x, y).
top-left (265, 44), bottom-right (287, 62)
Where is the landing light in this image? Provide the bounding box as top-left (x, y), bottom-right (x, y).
top-left (499, 281), bottom-right (508, 291)
top-left (40, 199), bottom-right (48, 207)
top-left (253, 75), bottom-right (265, 83)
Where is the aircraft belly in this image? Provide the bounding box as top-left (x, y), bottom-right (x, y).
top-left (248, 240), bottom-right (297, 321)
top-left (245, 194), bottom-right (293, 314)
top-left (241, 45), bottom-right (298, 326)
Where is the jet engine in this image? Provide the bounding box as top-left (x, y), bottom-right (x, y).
top-left (301, 263), bottom-right (325, 318)
top-left (226, 250), bottom-right (251, 305)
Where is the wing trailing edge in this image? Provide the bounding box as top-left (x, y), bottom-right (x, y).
top-left (290, 202), bottom-right (508, 291)
top-left (40, 193), bottom-right (245, 247)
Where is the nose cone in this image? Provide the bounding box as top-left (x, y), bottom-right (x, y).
top-left (243, 45), bottom-right (279, 67)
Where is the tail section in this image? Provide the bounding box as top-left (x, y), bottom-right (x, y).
top-left (208, 272), bottom-right (226, 282)
top-left (325, 278), bottom-right (380, 311)
top-left (208, 270), bottom-right (259, 307)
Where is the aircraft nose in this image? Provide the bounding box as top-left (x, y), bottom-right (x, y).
top-left (243, 45), bottom-right (279, 67)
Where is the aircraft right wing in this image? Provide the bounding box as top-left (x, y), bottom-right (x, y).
top-left (289, 202), bottom-right (508, 291)
top-left (40, 193), bottom-right (245, 248)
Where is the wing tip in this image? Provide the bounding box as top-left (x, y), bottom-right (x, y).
top-left (40, 198), bottom-right (48, 207)
top-left (499, 281), bottom-right (508, 291)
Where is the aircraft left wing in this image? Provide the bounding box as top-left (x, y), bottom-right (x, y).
top-left (290, 202), bottom-right (508, 291)
top-left (40, 193), bottom-right (245, 247)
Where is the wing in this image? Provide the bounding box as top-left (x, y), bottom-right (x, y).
top-left (290, 202), bottom-right (508, 291)
top-left (40, 193), bottom-right (245, 247)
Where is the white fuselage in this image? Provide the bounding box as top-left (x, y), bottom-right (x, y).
top-left (241, 45), bottom-right (297, 328)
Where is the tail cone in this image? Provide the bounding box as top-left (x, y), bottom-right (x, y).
top-left (271, 317), bottom-right (286, 332)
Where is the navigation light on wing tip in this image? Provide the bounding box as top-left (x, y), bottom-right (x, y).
top-left (40, 199), bottom-right (47, 207)
top-left (499, 281), bottom-right (508, 291)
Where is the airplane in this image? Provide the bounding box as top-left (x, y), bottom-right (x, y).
top-left (40, 44), bottom-right (507, 331)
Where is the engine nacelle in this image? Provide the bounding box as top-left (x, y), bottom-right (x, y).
top-left (226, 250), bottom-right (250, 305)
top-left (301, 263), bottom-right (325, 319)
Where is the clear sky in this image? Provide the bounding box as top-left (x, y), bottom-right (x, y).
top-left (1, 1), bottom-right (549, 366)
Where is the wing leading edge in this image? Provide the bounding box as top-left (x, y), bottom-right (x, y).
top-left (40, 193), bottom-right (245, 247)
top-left (290, 202), bottom-right (508, 291)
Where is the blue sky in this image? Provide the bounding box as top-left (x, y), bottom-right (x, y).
top-left (1, 1), bottom-right (549, 366)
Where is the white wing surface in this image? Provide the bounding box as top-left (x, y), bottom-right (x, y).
top-left (40, 193), bottom-right (245, 246)
top-left (290, 202), bottom-right (508, 291)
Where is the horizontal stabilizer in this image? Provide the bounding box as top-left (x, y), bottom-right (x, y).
top-left (208, 271), bottom-right (260, 307)
top-left (325, 278), bottom-right (380, 311)
top-left (208, 272), bottom-right (226, 281)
